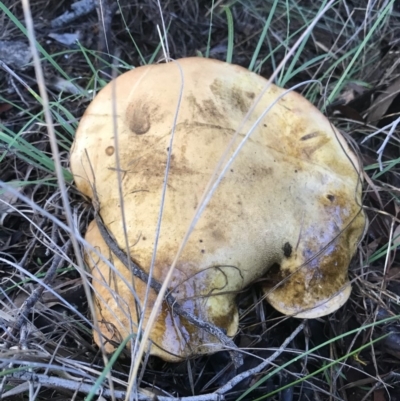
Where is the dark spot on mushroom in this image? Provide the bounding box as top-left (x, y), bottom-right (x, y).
top-left (127, 102), bottom-right (152, 135)
top-left (187, 94), bottom-right (224, 121)
top-left (231, 169), bottom-right (234, 172)
top-left (142, 237), bottom-right (146, 240)
top-left (283, 242), bottom-right (292, 258)
top-left (246, 91), bottom-right (255, 99)
top-left (212, 228), bottom-right (225, 242)
top-left (231, 87), bottom-right (250, 112)
top-left (326, 194), bottom-right (335, 202)
top-left (295, 169), bottom-right (298, 173)
top-left (263, 124), bottom-right (267, 127)
top-left (300, 132), bottom-right (319, 141)
top-left (209, 79), bottom-right (252, 113)
top-left (265, 263), bottom-right (282, 282)
top-left (105, 146), bottom-right (114, 156)
top-left (201, 249), bottom-right (205, 253)
top-left (199, 239), bottom-right (203, 243)
top-left (203, 99), bottom-right (224, 120)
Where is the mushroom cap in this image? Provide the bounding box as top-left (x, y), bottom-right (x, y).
top-left (70, 57), bottom-right (365, 361)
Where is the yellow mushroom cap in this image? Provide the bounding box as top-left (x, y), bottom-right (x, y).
top-left (70, 57), bottom-right (365, 361)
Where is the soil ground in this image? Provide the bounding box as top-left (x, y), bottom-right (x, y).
top-left (1, 1), bottom-right (400, 400)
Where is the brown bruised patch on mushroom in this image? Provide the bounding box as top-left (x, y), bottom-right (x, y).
top-left (246, 91), bottom-right (256, 99)
top-left (105, 146), bottom-right (114, 156)
top-left (187, 94), bottom-right (225, 122)
top-left (231, 86), bottom-right (253, 113)
top-left (126, 98), bottom-right (165, 136)
top-left (209, 78), bottom-right (254, 113)
top-left (70, 57), bottom-right (366, 362)
top-left (264, 216), bottom-right (361, 318)
top-left (127, 101), bottom-right (151, 135)
top-left (300, 131), bottom-right (320, 141)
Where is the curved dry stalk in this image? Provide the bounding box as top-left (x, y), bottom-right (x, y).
top-left (95, 211), bottom-right (242, 366)
top-left (20, 0), bottom-right (91, 314)
top-left (3, 322), bottom-right (304, 400)
top-left (0, 182), bottom-right (143, 340)
top-left (0, 240), bottom-right (72, 345)
top-left (18, 2), bottom-right (112, 391)
top-left (131, 59), bottom-right (184, 367)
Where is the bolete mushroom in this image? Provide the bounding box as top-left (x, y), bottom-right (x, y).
top-left (70, 57), bottom-right (365, 362)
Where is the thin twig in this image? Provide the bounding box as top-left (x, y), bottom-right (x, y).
top-left (95, 0), bottom-right (118, 76)
top-left (215, 322), bottom-right (305, 396)
top-left (6, 323), bottom-right (303, 401)
top-left (51, 0), bottom-right (96, 28)
top-left (1, 240), bottom-right (72, 344)
top-left (20, 0), bottom-right (96, 340)
top-left (8, 371), bottom-right (221, 400)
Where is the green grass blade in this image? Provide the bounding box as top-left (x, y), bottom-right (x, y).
top-left (0, 2), bottom-right (79, 89)
top-left (84, 334), bottom-right (134, 401)
top-left (116, 2), bottom-right (146, 65)
top-left (235, 317), bottom-right (396, 401)
top-left (249, 0), bottom-right (279, 71)
top-left (0, 128), bottom-right (72, 180)
top-left (224, 6), bottom-right (234, 64)
top-left (326, 0), bottom-right (395, 106)
top-left (249, 335), bottom-right (388, 401)
top-left (280, 0), bottom-right (329, 86)
top-left (148, 20), bottom-right (173, 65)
top-left (205, 0), bottom-right (216, 58)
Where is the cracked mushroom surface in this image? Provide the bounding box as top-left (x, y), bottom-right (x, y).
top-left (70, 57), bottom-right (366, 361)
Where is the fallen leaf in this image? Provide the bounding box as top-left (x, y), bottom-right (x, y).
top-left (373, 388), bottom-right (386, 401)
top-left (367, 76), bottom-right (400, 123)
top-left (0, 103), bottom-right (12, 113)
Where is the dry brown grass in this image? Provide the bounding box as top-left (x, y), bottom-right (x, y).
top-left (1, 0), bottom-right (400, 400)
